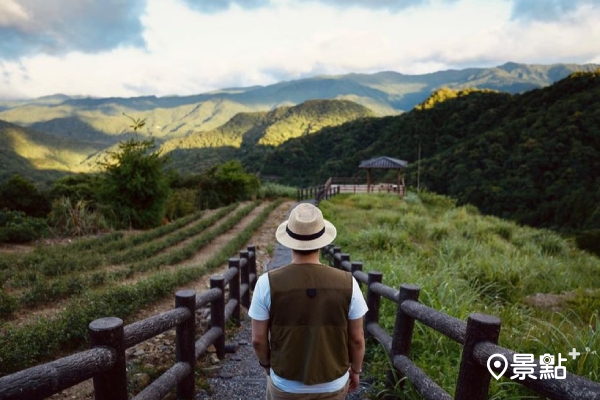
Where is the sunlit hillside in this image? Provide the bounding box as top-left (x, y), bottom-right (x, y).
top-left (0, 120), bottom-right (101, 181)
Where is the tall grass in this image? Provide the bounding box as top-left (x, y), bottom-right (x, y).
top-left (257, 182), bottom-right (297, 199)
top-left (320, 193), bottom-right (600, 399)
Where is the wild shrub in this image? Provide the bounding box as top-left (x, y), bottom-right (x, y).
top-left (98, 138), bottom-right (170, 229)
top-left (165, 188), bottom-right (196, 220)
top-left (0, 289), bottom-right (17, 318)
top-left (0, 175), bottom-right (50, 218)
top-left (47, 197), bottom-right (108, 237)
top-left (0, 209), bottom-right (47, 244)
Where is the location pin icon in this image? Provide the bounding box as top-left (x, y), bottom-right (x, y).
top-left (487, 354), bottom-right (508, 380)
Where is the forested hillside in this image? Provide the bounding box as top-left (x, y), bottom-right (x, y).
top-left (162, 99), bottom-right (374, 172)
top-left (258, 71), bottom-right (600, 233)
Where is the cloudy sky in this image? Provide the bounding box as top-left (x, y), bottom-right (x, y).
top-left (1, 0), bottom-right (599, 99)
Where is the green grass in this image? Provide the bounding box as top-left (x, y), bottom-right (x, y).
top-left (320, 192), bottom-right (600, 399)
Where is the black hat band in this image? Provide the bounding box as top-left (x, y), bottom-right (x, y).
top-left (286, 225), bottom-right (325, 241)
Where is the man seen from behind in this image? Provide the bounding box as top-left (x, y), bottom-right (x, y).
top-left (249, 203), bottom-right (368, 400)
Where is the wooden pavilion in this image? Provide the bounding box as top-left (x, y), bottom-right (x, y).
top-left (358, 156), bottom-right (408, 196)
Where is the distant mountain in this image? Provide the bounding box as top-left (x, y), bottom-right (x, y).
top-left (0, 62), bottom-right (596, 147)
top-left (255, 70), bottom-right (600, 232)
top-left (0, 98), bottom-right (254, 144)
top-left (0, 120), bottom-right (101, 182)
top-left (0, 99), bottom-right (374, 180)
top-left (160, 99), bottom-right (374, 172)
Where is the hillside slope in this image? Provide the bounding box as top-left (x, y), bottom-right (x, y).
top-left (259, 71), bottom-right (600, 231)
top-left (0, 120), bottom-right (101, 181)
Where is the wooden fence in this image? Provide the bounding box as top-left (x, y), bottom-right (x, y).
top-left (297, 182), bottom-right (340, 203)
top-left (323, 244), bottom-right (600, 400)
top-left (0, 246), bottom-right (258, 400)
top-left (298, 177), bottom-right (404, 202)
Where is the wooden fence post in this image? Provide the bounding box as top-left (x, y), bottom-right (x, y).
top-left (176, 290), bottom-right (196, 400)
top-left (365, 271), bottom-right (383, 338)
top-left (229, 258), bottom-right (241, 326)
top-left (248, 245), bottom-right (257, 290)
top-left (89, 317), bottom-right (127, 400)
top-left (333, 246), bottom-right (341, 269)
top-left (239, 250), bottom-right (250, 308)
top-left (340, 253), bottom-right (350, 271)
top-left (210, 275), bottom-right (226, 359)
top-left (454, 313), bottom-right (501, 400)
top-left (389, 284), bottom-right (421, 388)
top-left (351, 261), bottom-right (363, 289)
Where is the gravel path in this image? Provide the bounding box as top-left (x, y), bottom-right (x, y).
top-left (201, 201), bottom-right (370, 400)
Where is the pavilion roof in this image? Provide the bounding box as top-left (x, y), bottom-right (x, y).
top-left (358, 156), bottom-right (408, 169)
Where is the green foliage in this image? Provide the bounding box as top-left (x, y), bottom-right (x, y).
top-left (47, 197), bottom-right (108, 237)
top-left (165, 188), bottom-right (197, 220)
top-left (99, 138), bottom-right (171, 229)
top-left (0, 209), bottom-right (47, 244)
top-left (576, 229), bottom-right (600, 256)
top-left (416, 87), bottom-right (497, 110)
top-left (0, 175), bottom-right (50, 218)
top-left (257, 182), bottom-right (297, 199)
top-left (0, 288), bottom-right (17, 317)
top-left (182, 161), bottom-right (260, 209)
top-left (49, 174), bottom-right (101, 204)
top-left (321, 194), bottom-right (600, 399)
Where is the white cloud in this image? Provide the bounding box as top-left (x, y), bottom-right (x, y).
top-left (0, 0), bottom-right (29, 28)
top-left (0, 0), bottom-right (599, 99)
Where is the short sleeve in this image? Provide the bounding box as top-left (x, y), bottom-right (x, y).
top-left (248, 273), bottom-right (271, 321)
top-left (348, 276), bottom-right (368, 320)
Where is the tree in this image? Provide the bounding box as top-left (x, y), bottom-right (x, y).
top-left (99, 138), bottom-right (170, 229)
top-left (0, 175), bottom-right (50, 218)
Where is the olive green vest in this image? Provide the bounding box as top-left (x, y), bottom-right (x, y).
top-left (268, 263), bottom-right (352, 385)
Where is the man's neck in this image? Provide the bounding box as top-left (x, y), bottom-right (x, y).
top-left (291, 251), bottom-right (321, 265)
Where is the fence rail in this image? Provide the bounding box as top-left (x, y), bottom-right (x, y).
top-left (297, 183), bottom-right (340, 203)
top-left (322, 244), bottom-right (600, 400)
top-left (0, 246), bottom-right (258, 400)
top-left (297, 177), bottom-right (405, 202)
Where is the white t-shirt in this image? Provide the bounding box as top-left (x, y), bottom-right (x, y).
top-left (248, 266), bottom-right (369, 393)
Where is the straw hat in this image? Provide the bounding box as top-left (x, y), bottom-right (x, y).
top-left (276, 203), bottom-right (337, 251)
